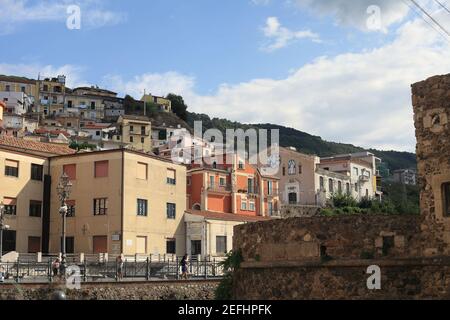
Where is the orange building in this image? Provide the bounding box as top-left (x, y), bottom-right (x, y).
top-left (187, 153), bottom-right (280, 217)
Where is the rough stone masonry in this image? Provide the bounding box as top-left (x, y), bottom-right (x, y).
top-left (232, 74), bottom-right (450, 300)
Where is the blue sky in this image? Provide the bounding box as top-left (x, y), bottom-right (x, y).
top-left (1, 0), bottom-right (449, 152)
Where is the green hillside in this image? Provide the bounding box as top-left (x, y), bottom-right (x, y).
top-left (186, 112), bottom-right (417, 173)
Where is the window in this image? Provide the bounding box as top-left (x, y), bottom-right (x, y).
top-left (355, 183), bottom-right (358, 191)
top-left (141, 137), bottom-right (145, 144)
top-left (247, 178), bottom-right (255, 194)
top-left (298, 165), bottom-right (302, 174)
top-left (130, 136), bottom-right (134, 143)
top-left (66, 200), bottom-right (76, 217)
top-left (209, 175), bottom-right (215, 188)
top-left (5, 85), bottom-right (10, 91)
top-left (346, 183), bottom-right (350, 195)
top-left (238, 161), bottom-right (244, 169)
top-left (167, 203), bottom-right (176, 219)
top-left (3, 198), bottom-right (16, 215)
top-left (93, 198), bottom-right (108, 216)
top-left (444, 183), bottom-right (450, 217)
top-left (29, 201), bottom-right (42, 217)
top-left (137, 199), bottom-right (148, 216)
top-left (216, 236), bottom-right (227, 254)
top-left (338, 181), bottom-right (342, 194)
top-left (353, 167), bottom-right (359, 176)
top-left (91, 101), bottom-right (96, 109)
top-left (5, 159), bottom-right (19, 177)
top-left (288, 193), bottom-right (297, 204)
top-left (366, 189), bottom-right (369, 197)
top-left (329, 179), bottom-right (334, 193)
top-left (67, 101), bottom-right (73, 108)
top-left (2, 230), bottom-right (16, 253)
top-left (219, 177), bottom-right (225, 186)
top-left (141, 126), bottom-right (146, 135)
top-left (268, 202), bottom-right (274, 216)
top-left (28, 237), bottom-right (41, 253)
top-left (31, 164), bottom-right (43, 181)
top-left (94, 161), bottom-right (109, 178)
top-left (61, 237), bottom-right (75, 254)
top-left (137, 162), bottom-right (148, 180)
top-left (241, 200), bottom-right (247, 211)
top-left (288, 160), bottom-right (296, 175)
top-left (187, 177), bottom-right (191, 186)
top-left (319, 176), bottom-right (324, 190)
top-left (249, 201), bottom-right (255, 211)
top-left (167, 169), bottom-right (176, 185)
top-left (130, 125), bottom-right (134, 132)
top-left (63, 164), bottom-right (76, 180)
top-left (166, 239), bottom-right (176, 254)
top-left (282, 167), bottom-right (286, 176)
top-left (267, 181), bottom-right (273, 195)
top-left (191, 240), bottom-right (202, 256)
top-left (52, 96), bottom-right (57, 104)
top-left (96, 131), bottom-right (101, 136)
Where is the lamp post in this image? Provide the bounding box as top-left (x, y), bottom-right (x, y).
top-left (0, 202), bottom-right (10, 263)
top-left (56, 173), bottom-right (72, 266)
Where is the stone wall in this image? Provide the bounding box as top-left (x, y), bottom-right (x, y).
top-left (233, 215), bottom-right (439, 262)
top-left (0, 280), bottom-right (219, 300)
top-left (233, 258), bottom-right (450, 300)
top-left (280, 204), bottom-right (320, 218)
top-left (412, 74), bottom-right (450, 253)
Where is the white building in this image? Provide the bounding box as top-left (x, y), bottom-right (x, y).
top-left (0, 91), bottom-right (33, 115)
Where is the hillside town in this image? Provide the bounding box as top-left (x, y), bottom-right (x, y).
top-left (0, 74), bottom-right (388, 258)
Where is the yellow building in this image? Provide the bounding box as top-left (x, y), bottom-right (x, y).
top-left (0, 75), bottom-right (38, 100)
top-left (0, 136), bottom-right (75, 254)
top-left (49, 149), bottom-right (187, 256)
top-left (141, 94), bottom-right (172, 112)
top-left (114, 115), bottom-right (152, 152)
top-left (38, 76), bottom-right (67, 117)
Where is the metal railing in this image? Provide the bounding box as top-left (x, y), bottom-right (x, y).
top-left (207, 183), bottom-right (232, 193)
top-left (0, 255), bottom-right (224, 283)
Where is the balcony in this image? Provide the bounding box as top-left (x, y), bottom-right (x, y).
top-left (207, 183), bottom-right (232, 193)
top-left (359, 175), bottom-right (370, 182)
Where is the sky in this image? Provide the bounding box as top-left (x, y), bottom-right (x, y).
top-left (1, 0), bottom-right (450, 152)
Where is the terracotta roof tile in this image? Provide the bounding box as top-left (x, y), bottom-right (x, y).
top-left (185, 209), bottom-right (273, 222)
top-left (0, 136), bottom-right (75, 156)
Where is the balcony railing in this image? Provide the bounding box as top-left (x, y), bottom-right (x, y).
top-left (207, 183), bottom-right (232, 193)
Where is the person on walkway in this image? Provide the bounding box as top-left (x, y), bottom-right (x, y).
top-left (52, 258), bottom-right (60, 279)
top-left (59, 255), bottom-right (67, 279)
top-left (180, 254), bottom-right (189, 280)
top-left (116, 255), bottom-right (124, 281)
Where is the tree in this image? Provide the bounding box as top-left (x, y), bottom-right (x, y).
top-left (166, 93), bottom-right (188, 120)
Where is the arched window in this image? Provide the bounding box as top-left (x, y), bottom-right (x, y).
top-left (288, 160), bottom-right (296, 175)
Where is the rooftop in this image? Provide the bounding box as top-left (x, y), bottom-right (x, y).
top-left (0, 135), bottom-right (75, 156)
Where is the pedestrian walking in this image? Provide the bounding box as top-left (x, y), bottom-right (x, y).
top-left (52, 258), bottom-right (60, 279)
top-left (116, 255), bottom-right (124, 281)
top-left (180, 254), bottom-right (189, 280)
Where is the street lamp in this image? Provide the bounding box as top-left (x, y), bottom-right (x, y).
top-left (56, 173), bottom-right (72, 265)
top-left (0, 202), bottom-right (11, 263)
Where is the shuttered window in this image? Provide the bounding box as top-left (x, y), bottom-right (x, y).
top-left (444, 183), bottom-right (450, 217)
top-left (167, 169), bottom-right (176, 185)
top-left (5, 159), bottom-right (19, 177)
top-left (3, 197), bottom-right (17, 215)
top-left (137, 162), bottom-right (148, 180)
top-left (63, 164), bottom-right (76, 180)
top-left (29, 201), bottom-right (42, 217)
top-left (94, 160), bottom-right (109, 178)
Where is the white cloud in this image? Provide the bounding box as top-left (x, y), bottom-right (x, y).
top-left (104, 11), bottom-right (450, 152)
top-left (261, 17), bottom-right (321, 51)
top-left (0, 0), bottom-right (125, 34)
top-left (288, 0), bottom-right (411, 32)
top-left (102, 72), bottom-right (196, 100)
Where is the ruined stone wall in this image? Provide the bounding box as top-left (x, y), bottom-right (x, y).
top-left (233, 258), bottom-right (450, 300)
top-left (233, 215), bottom-right (437, 262)
top-left (280, 204), bottom-right (320, 218)
top-left (0, 280), bottom-right (219, 300)
top-left (412, 74), bottom-right (450, 254)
